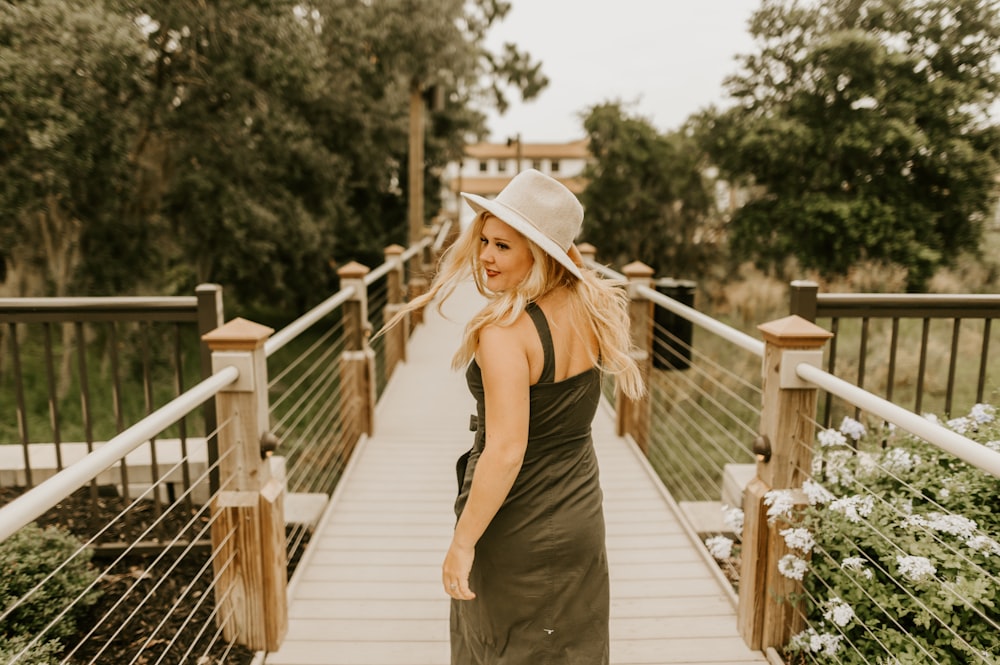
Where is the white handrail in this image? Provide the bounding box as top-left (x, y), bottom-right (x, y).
top-left (583, 260), bottom-right (764, 358)
top-left (363, 231), bottom-right (432, 286)
top-left (432, 219), bottom-right (453, 254)
top-left (364, 259), bottom-right (397, 286)
top-left (265, 286), bottom-right (356, 357)
top-left (637, 284), bottom-right (765, 357)
top-left (0, 366), bottom-right (240, 542)
top-left (796, 362), bottom-right (1000, 478)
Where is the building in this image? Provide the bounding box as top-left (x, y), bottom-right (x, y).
top-left (441, 139), bottom-right (591, 227)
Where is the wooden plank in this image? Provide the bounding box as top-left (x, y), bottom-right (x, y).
top-left (285, 618), bottom-right (449, 641)
top-left (265, 640), bottom-right (448, 665)
top-left (288, 599), bottom-right (448, 620)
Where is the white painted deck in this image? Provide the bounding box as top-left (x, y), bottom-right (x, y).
top-left (265, 282), bottom-right (767, 665)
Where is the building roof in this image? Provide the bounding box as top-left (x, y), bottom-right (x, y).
top-left (449, 175), bottom-right (587, 195)
top-left (464, 139), bottom-right (590, 160)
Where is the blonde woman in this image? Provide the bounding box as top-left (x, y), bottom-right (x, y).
top-left (382, 169), bottom-right (643, 664)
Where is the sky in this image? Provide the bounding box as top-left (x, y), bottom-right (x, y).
top-left (481, 0), bottom-right (761, 143)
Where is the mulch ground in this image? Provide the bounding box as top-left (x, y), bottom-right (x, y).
top-left (1, 486), bottom-right (309, 664)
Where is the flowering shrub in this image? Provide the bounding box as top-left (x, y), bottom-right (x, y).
top-left (774, 407), bottom-right (1000, 664)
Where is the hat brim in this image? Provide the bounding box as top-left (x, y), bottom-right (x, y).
top-left (461, 192), bottom-right (583, 279)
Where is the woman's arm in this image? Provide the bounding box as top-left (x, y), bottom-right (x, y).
top-left (443, 323), bottom-right (530, 600)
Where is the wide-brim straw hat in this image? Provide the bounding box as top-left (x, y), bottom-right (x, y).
top-left (461, 169), bottom-right (584, 279)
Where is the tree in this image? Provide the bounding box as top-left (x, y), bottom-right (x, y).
top-left (580, 102), bottom-right (717, 277)
top-left (0, 0), bottom-right (152, 297)
top-left (699, 0), bottom-right (1000, 289)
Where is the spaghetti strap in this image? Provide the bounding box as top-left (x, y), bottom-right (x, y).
top-left (525, 302), bottom-right (556, 384)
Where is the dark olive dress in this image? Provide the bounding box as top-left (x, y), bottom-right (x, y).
top-left (451, 302), bottom-right (609, 665)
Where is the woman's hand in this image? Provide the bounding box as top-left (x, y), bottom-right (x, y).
top-left (442, 539), bottom-right (476, 600)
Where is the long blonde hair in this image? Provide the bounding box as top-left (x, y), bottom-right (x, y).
top-left (378, 213), bottom-right (645, 399)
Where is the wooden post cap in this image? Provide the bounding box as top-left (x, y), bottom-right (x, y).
top-left (337, 261), bottom-right (371, 279)
top-left (201, 317), bottom-right (274, 351)
top-left (623, 261), bottom-right (655, 278)
top-left (757, 315), bottom-right (833, 348)
top-left (383, 244), bottom-right (405, 256)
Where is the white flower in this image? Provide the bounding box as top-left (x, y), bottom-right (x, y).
top-left (915, 512), bottom-right (977, 539)
top-left (777, 554), bottom-right (809, 580)
top-left (947, 416), bottom-right (971, 434)
top-left (855, 451), bottom-right (882, 479)
top-left (923, 413), bottom-right (941, 425)
top-left (781, 527), bottom-right (816, 554)
top-left (818, 428), bottom-right (847, 447)
top-left (823, 597), bottom-right (855, 627)
top-left (790, 627), bottom-right (843, 656)
top-left (764, 489), bottom-right (796, 523)
top-left (969, 403), bottom-right (996, 424)
top-left (966, 535), bottom-right (1000, 556)
top-left (839, 416), bottom-right (866, 441)
top-left (841, 556), bottom-right (874, 580)
top-left (721, 505), bottom-right (744, 533)
top-left (823, 450), bottom-right (857, 486)
top-left (705, 535), bottom-right (734, 561)
top-left (881, 447), bottom-right (920, 474)
top-left (829, 495), bottom-right (875, 523)
top-left (803, 479), bottom-right (835, 505)
top-left (986, 440), bottom-right (1000, 453)
top-left (896, 555), bottom-right (936, 582)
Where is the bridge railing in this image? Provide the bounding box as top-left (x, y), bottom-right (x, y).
top-left (0, 220), bottom-right (450, 663)
top-left (588, 248), bottom-right (1000, 663)
top-left (0, 285), bottom-right (225, 515)
top-left (790, 279), bottom-right (1000, 422)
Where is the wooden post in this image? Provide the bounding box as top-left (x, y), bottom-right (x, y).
top-left (338, 261), bottom-right (376, 449)
top-left (382, 244), bottom-right (408, 379)
top-left (618, 261), bottom-right (655, 453)
top-left (202, 317), bottom-right (287, 652)
top-left (737, 315), bottom-right (832, 651)
top-left (408, 79), bottom-right (425, 248)
top-left (576, 242), bottom-right (597, 267)
top-left (196, 283), bottom-right (224, 495)
top-left (406, 228), bottom-right (435, 328)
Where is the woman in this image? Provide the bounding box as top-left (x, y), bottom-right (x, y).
top-left (382, 169), bottom-right (644, 664)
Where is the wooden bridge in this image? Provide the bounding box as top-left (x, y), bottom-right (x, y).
top-left (265, 281), bottom-right (768, 665)
top-left (4, 230), bottom-right (997, 665)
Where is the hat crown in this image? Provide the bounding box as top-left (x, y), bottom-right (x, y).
top-left (492, 170), bottom-right (582, 250)
top-left (460, 169), bottom-right (584, 279)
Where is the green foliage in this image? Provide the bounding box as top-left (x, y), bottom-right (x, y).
top-left (580, 102), bottom-right (719, 276)
top-left (698, 0), bottom-right (1000, 289)
top-left (2, 0), bottom-right (546, 313)
top-left (0, 524), bottom-right (102, 646)
top-left (779, 406), bottom-right (1000, 664)
top-left (0, 636), bottom-right (62, 665)
top-left (0, 0), bottom-right (152, 295)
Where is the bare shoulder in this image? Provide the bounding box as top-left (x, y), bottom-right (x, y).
top-left (477, 313), bottom-right (533, 356)
top-left (475, 312), bottom-right (536, 374)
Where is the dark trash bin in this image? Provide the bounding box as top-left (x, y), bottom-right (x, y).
top-left (652, 278), bottom-right (695, 371)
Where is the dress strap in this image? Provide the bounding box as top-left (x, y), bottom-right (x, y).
top-left (525, 302), bottom-right (556, 384)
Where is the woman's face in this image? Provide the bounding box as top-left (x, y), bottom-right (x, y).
top-left (479, 214), bottom-right (535, 292)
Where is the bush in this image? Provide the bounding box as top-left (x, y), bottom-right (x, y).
top-left (0, 635), bottom-right (62, 665)
top-left (767, 405), bottom-right (1000, 664)
top-left (0, 523), bottom-right (102, 645)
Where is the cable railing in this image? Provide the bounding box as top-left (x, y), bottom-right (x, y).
top-left (0, 367), bottom-right (246, 664)
top-left (0, 220), bottom-right (452, 664)
top-left (586, 248), bottom-right (999, 662)
top-left (764, 391), bottom-right (1000, 664)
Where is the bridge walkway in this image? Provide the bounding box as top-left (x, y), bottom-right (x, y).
top-left (266, 282), bottom-right (766, 665)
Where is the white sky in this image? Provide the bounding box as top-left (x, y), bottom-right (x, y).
top-left (481, 0), bottom-right (761, 143)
